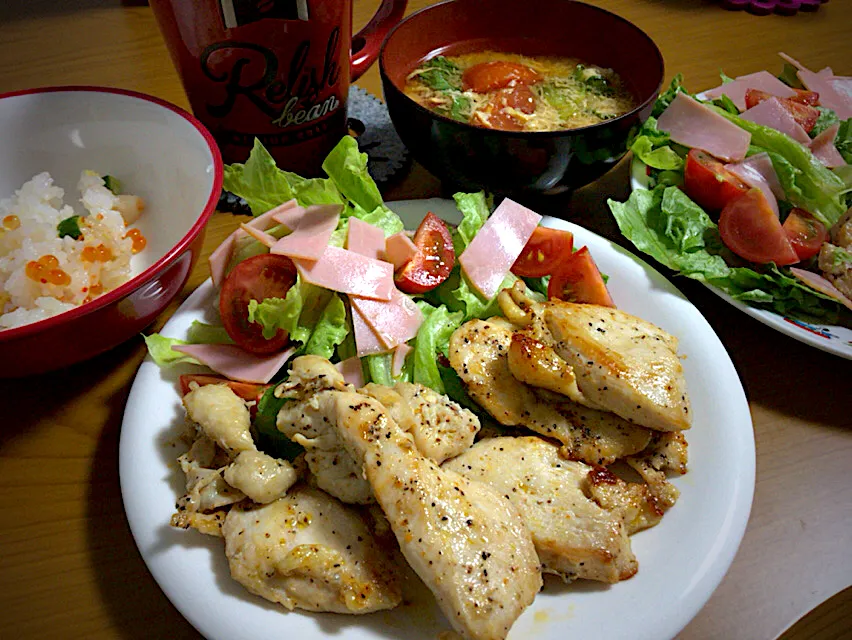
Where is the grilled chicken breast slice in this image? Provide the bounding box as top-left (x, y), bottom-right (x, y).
top-left (444, 436), bottom-right (638, 583)
top-left (449, 318), bottom-right (651, 465)
top-left (543, 303), bottom-right (691, 432)
top-left (222, 483), bottom-right (403, 613)
top-left (328, 390), bottom-right (542, 640)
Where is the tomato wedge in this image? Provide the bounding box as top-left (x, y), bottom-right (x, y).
top-left (511, 226), bottom-right (574, 278)
top-left (683, 149), bottom-right (750, 212)
top-left (547, 246), bottom-right (615, 307)
top-left (718, 188), bottom-right (799, 265)
top-left (789, 88), bottom-right (820, 106)
top-left (461, 61), bottom-right (542, 92)
top-left (743, 89), bottom-right (820, 133)
top-left (782, 208), bottom-right (828, 261)
top-left (179, 374), bottom-right (269, 402)
top-left (219, 253), bottom-right (297, 354)
top-left (394, 212), bottom-right (455, 294)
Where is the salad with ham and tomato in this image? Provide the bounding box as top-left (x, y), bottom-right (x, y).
top-left (608, 53), bottom-right (852, 325)
top-left (146, 136), bottom-right (612, 446)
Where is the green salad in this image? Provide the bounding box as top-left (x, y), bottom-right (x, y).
top-left (608, 66), bottom-right (852, 326)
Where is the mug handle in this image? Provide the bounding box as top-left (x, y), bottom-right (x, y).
top-left (350, 0), bottom-right (408, 81)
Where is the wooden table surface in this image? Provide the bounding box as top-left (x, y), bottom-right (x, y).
top-left (1, 1), bottom-right (850, 638)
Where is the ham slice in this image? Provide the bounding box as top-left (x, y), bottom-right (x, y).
top-left (726, 154), bottom-right (782, 217)
top-left (294, 246), bottom-right (394, 301)
top-left (459, 198), bottom-right (541, 299)
top-left (657, 92), bottom-right (751, 162)
top-left (350, 288), bottom-right (424, 350)
top-left (740, 97), bottom-right (811, 144)
top-left (779, 53), bottom-right (852, 120)
top-left (351, 305), bottom-right (389, 357)
top-left (171, 344), bottom-right (296, 384)
top-left (704, 71), bottom-right (797, 112)
top-left (335, 356), bottom-right (365, 388)
top-left (790, 268), bottom-right (852, 312)
top-left (346, 217), bottom-right (386, 261)
top-left (810, 123), bottom-right (847, 168)
top-left (208, 199), bottom-right (298, 287)
top-left (271, 204), bottom-right (342, 261)
top-left (392, 343), bottom-right (412, 377)
top-left (240, 223), bottom-right (277, 248)
top-left (385, 232), bottom-right (418, 269)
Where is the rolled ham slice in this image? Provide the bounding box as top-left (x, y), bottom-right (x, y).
top-left (294, 246), bottom-right (394, 301)
top-left (346, 217), bottom-right (386, 261)
top-left (703, 71), bottom-right (797, 112)
top-left (458, 198), bottom-right (541, 299)
top-left (171, 344), bottom-right (296, 384)
top-left (271, 204), bottom-right (342, 261)
top-left (335, 356), bottom-right (365, 388)
top-left (656, 92), bottom-right (751, 162)
top-left (385, 232), bottom-right (418, 269)
top-left (740, 97), bottom-right (811, 144)
top-left (790, 268), bottom-right (852, 312)
top-left (208, 199), bottom-right (298, 287)
top-left (392, 343), bottom-right (412, 377)
top-left (350, 289), bottom-right (424, 351)
top-left (351, 304), bottom-right (389, 357)
top-left (809, 123), bottom-right (847, 168)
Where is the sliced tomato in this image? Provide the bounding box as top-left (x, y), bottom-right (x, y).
top-left (743, 89), bottom-right (820, 133)
top-left (479, 85), bottom-right (537, 130)
top-left (461, 61), bottom-right (542, 92)
top-left (511, 226), bottom-right (574, 278)
top-left (719, 188), bottom-right (799, 265)
top-left (683, 149), bottom-right (750, 212)
top-left (790, 88), bottom-right (820, 106)
top-left (547, 246), bottom-right (615, 307)
top-left (179, 374), bottom-right (269, 402)
top-left (783, 208), bottom-right (828, 261)
top-left (394, 212), bottom-right (455, 294)
top-left (219, 253), bottom-right (297, 354)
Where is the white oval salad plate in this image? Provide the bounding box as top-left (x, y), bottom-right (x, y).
top-left (630, 157), bottom-right (852, 360)
top-left (120, 198), bottom-right (755, 640)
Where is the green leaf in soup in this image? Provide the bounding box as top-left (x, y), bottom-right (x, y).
top-left (416, 56), bottom-right (464, 92)
top-left (223, 138), bottom-right (296, 216)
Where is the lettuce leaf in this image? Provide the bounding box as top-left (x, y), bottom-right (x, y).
top-left (835, 118), bottom-right (852, 165)
top-left (629, 119), bottom-right (684, 171)
top-left (411, 302), bottom-right (465, 394)
top-left (652, 74), bottom-right (687, 118)
top-left (452, 191), bottom-right (491, 253)
top-left (321, 135), bottom-right (383, 213)
top-left (608, 185), bottom-right (845, 322)
top-left (253, 387), bottom-right (303, 460)
top-left (186, 321), bottom-right (234, 345)
top-left (222, 138), bottom-right (296, 216)
top-left (142, 334), bottom-right (200, 367)
top-left (303, 294), bottom-right (348, 360)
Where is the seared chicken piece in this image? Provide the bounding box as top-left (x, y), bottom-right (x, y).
top-left (223, 450), bottom-right (299, 504)
top-left (174, 434), bottom-right (246, 513)
top-left (278, 357), bottom-right (542, 640)
top-left (363, 381), bottom-right (481, 463)
top-left (449, 318), bottom-right (651, 465)
top-left (222, 483), bottom-right (403, 613)
top-left (276, 356), bottom-right (374, 504)
top-left (499, 285), bottom-right (691, 432)
top-left (444, 436), bottom-right (638, 583)
top-left (182, 383), bottom-right (256, 454)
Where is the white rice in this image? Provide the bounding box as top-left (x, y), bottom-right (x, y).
top-left (0, 171), bottom-right (142, 330)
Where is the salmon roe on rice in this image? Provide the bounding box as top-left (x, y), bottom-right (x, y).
top-left (0, 171), bottom-right (146, 329)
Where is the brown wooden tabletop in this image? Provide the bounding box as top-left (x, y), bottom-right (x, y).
top-left (1, 1), bottom-right (850, 638)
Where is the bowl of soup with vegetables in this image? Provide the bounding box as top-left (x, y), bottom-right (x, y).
top-left (380, 0), bottom-right (664, 197)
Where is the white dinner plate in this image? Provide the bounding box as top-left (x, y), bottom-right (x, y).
top-left (120, 198), bottom-right (755, 640)
top-left (630, 156), bottom-right (852, 359)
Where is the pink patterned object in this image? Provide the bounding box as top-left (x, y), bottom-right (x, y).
top-left (721, 0), bottom-right (828, 15)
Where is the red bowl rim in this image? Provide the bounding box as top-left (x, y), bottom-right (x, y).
top-left (0, 85), bottom-right (224, 342)
top-left (379, 0), bottom-right (665, 138)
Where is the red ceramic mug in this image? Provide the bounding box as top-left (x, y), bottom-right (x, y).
top-left (150, 0), bottom-right (407, 175)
